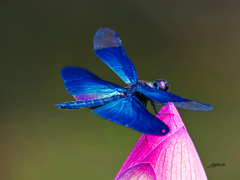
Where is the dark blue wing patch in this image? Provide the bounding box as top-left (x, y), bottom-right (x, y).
top-left (94, 28), bottom-right (138, 85)
top-left (92, 96), bottom-right (169, 136)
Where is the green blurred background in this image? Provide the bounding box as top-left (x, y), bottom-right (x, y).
top-left (1, 0), bottom-right (239, 179)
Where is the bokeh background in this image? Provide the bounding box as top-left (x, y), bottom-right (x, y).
top-left (1, 0), bottom-right (240, 179)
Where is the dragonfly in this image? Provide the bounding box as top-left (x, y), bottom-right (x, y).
top-left (56, 28), bottom-right (212, 136)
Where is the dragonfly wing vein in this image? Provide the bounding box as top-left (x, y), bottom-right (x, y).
top-left (92, 96), bottom-right (169, 135)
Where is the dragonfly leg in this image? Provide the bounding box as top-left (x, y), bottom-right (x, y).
top-left (144, 134), bottom-right (148, 142)
top-left (154, 103), bottom-right (163, 106)
top-left (151, 100), bottom-right (158, 115)
top-left (153, 103), bottom-right (173, 115)
top-left (142, 100), bottom-right (147, 107)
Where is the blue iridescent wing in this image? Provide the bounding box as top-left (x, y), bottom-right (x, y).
top-left (92, 96), bottom-right (169, 136)
top-left (56, 95), bottom-right (124, 109)
top-left (61, 66), bottom-right (124, 100)
top-left (137, 87), bottom-right (213, 111)
top-left (94, 28), bottom-right (138, 85)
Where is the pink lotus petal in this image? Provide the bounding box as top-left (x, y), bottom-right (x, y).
top-left (115, 103), bottom-right (207, 180)
top-left (117, 163), bottom-right (157, 180)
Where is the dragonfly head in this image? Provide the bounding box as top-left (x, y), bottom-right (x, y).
top-left (153, 79), bottom-right (170, 91)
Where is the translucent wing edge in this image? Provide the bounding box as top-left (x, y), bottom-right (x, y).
top-left (93, 28), bottom-right (138, 84)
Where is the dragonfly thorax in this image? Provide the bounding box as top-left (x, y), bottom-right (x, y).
top-left (123, 81), bottom-right (148, 97)
top-left (136, 79), bottom-right (170, 92)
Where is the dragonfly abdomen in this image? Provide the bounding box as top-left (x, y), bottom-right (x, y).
top-left (55, 95), bottom-right (124, 110)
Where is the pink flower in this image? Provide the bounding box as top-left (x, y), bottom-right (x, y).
top-left (115, 103), bottom-right (207, 180)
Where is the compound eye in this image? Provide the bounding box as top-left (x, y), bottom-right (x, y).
top-left (159, 80), bottom-right (167, 90)
top-left (153, 81), bottom-right (158, 88)
top-left (163, 80), bottom-right (170, 91)
top-left (153, 79), bottom-right (169, 91)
